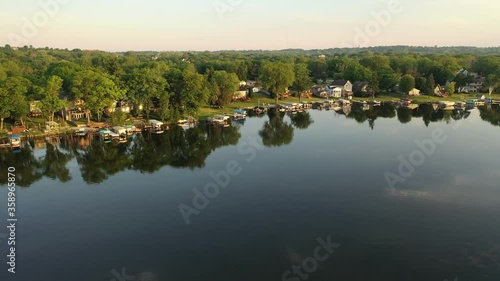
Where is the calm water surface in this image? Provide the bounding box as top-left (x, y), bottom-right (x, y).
top-left (1, 104), bottom-right (500, 281)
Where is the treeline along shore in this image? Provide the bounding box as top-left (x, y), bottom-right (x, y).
top-left (0, 45), bottom-right (499, 138)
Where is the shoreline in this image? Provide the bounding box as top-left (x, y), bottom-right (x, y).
top-left (2, 97), bottom-right (498, 141)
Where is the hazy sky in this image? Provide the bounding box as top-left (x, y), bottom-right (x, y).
top-left (1, 0), bottom-right (499, 51)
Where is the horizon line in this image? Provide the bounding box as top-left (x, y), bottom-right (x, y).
top-left (4, 44), bottom-right (500, 53)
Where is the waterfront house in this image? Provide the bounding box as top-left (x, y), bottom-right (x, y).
top-left (326, 85), bottom-right (343, 98)
top-left (234, 86), bottom-right (248, 100)
top-left (61, 98), bottom-right (88, 121)
top-left (311, 85), bottom-right (328, 98)
top-left (329, 80), bottom-right (353, 97)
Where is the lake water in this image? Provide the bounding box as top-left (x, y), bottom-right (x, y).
top-left (1, 104), bottom-right (500, 281)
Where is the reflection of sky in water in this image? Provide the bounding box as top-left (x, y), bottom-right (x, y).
top-left (1, 106), bottom-right (500, 281)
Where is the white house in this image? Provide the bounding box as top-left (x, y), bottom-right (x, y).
top-left (327, 80), bottom-right (353, 97)
top-left (326, 85), bottom-right (343, 98)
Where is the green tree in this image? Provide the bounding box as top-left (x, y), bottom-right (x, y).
top-left (344, 63), bottom-right (372, 82)
top-left (378, 68), bottom-right (400, 91)
top-left (110, 110), bottom-right (129, 126)
top-left (415, 77), bottom-right (427, 91)
top-left (292, 63), bottom-right (312, 95)
top-left (0, 87), bottom-right (13, 130)
top-left (444, 82), bottom-right (456, 96)
top-left (485, 73), bottom-right (499, 96)
top-left (399, 74), bottom-right (415, 94)
top-left (179, 65), bottom-right (210, 116)
top-left (209, 70), bottom-right (240, 107)
top-left (0, 76), bottom-right (30, 129)
top-left (158, 92), bottom-right (171, 122)
top-left (425, 74), bottom-right (436, 95)
top-left (370, 71), bottom-right (380, 97)
top-left (260, 61), bottom-right (295, 104)
top-left (40, 76), bottom-right (66, 122)
top-left (124, 67), bottom-right (168, 118)
top-left (72, 70), bottom-right (124, 122)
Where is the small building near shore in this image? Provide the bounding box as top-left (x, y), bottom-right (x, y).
top-left (408, 88), bottom-right (421, 96)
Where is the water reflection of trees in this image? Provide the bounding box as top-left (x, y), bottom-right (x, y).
top-left (259, 109), bottom-right (295, 147)
top-left (346, 103), bottom-right (472, 129)
top-left (40, 143), bottom-right (73, 183)
top-left (1, 104), bottom-right (492, 187)
top-left (290, 111), bottom-right (314, 130)
top-left (0, 143), bottom-right (42, 187)
top-left (0, 124), bottom-right (242, 187)
top-left (478, 105), bottom-right (500, 126)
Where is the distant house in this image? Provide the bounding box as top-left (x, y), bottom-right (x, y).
top-left (311, 85), bottom-right (328, 98)
top-left (234, 86), bottom-right (248, 100)
top-left (326, 85), bottom-right (343, 98)
top-left (459, 81), bottom-right (483, 93)
top-left (239, 81), bottom-right (247, 87)
top-left (61, 98), bottom-right (88, 121)
top-left (435, 85), bottom-right (447, 97)
top-left (457, 71), bottom-right (485, 93)
top-left (353, 81), bottom-right (370, 96)
top-left (328, 80), bottom-right (353, 97)
top-left (115, 100), bottom-right (131, 113)
top-left (408, 88), bottom-right (421, 96)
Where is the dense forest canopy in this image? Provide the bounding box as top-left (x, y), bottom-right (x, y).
top-left (0, 45), bottom-right (499, 126)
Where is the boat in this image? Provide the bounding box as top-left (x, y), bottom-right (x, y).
top-left (112, 126), bottom-right (128, 143)
top-left (99, 129), bottom-right (112, 143)
top-left (75, 127), bottom-right (87, 137)
top-left (232, 110), bottom-right (247, 122)
top-left (466, 99), bottom-right (478, 107)
top-left (9, 134), bottom-right (21, 149)
top-left (253, 106), bottom-right (267, 114)
top-left (332, 103), bottom-right (342, 111)
top-left (439, 101), bottom-right (456, 110)
top-left (369, 100), bottom-right (381, 106)
top-left (208, 115), bottom-right (230, 127)
top-left (148, 119), bottom-right (164, 134)
top-left (339, 99), bottom-right (351, 106)
top-left (454, 101), bottom-right (466, 110)
top-left (124, 125), bottom-right (136, 137)
top-left (301, 101), bottom-right (312, 109)
top-left (323, 100), bottom-right (335, 106)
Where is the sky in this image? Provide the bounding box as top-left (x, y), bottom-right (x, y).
top-left (1, 0), bottom-right (499, 51)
